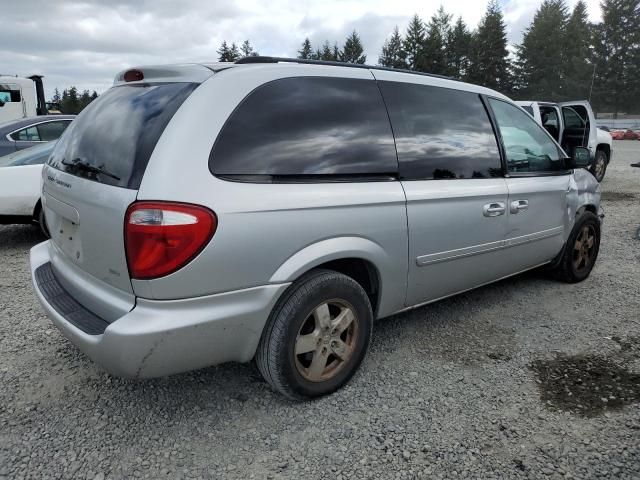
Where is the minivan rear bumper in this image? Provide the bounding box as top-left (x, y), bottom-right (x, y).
top-left (30, 241), bottom-right (289, 378)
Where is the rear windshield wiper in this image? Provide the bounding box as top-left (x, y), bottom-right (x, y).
top-left (61, 158), bottom-right (121, 181)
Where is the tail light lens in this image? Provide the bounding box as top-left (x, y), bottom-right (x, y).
top-left (125, 201), bottom-right (217, 280)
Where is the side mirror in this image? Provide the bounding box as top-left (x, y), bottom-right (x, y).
top-left (569, 147), bottom-right (591, 168)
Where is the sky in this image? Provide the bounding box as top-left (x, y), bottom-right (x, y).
top-left (1, 0), bottom-right (603, 99)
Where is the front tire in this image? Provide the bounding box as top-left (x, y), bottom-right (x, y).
top-left (591, 150), bottom-right (608, 182)
top-left (255, 269), bottom-right (373, 400)
top-left (551, 212), bottom-right (600, 283)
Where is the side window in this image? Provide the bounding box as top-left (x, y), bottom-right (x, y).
top-left (379, 81), bottom-right (501, 180)
top-left (489, 98), bottom-right (567, 174)
top-left (37, 121), bottom-right (70, 141)
top-left (562, 107), bottom-right (585, 129)
top-left (0, 84), bottom-right (21, 102)
top-left (11, 126), bottom-right (41, 142)
top-left (210, 77), bottom-right (397, 180)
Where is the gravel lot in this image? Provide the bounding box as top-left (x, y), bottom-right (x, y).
top-left (1, 141), bottom-right (639, 480)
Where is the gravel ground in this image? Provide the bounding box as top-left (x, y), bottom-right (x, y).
top-left (1, 141), bottom-right (639, 480)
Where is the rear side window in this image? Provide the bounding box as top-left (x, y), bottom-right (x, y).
top-left (37, 120), bottom-right (70, 141)
top-left (210, 77), bottom-right (397, 181)
top-left (11, 126), bottom-right (40, 141)
top-left (48, 82), bottom-right (197, 189)
top-left (379, 82), bottom-right (501, 180)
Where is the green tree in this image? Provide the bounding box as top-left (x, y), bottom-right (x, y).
top-left (51, 88), bottom-right (61, 103)
top-left (240, 39), bottom-right (258, 57)
top-left (514, 0), bottom-right (569, 99)
top-left (217, 41), bottom-right (232, 62)
top-left (467, 0), bottom-right (512, 92)
top-left (379, 26), bottom-right (407, 68)
top-left (340, 30), bottom-right (366, 63)
top-left (298, 38), bottom-right (313, 59)
top-left (403, 14), bottom-right (426, 70)
top-left (447, 17), bottom-right (472, 79)
top-left (332, 43), bottom-right (341, 61)
top-left (590, 0), bottom-right (640, 113)
top-left (91, 91), bottom-right (98, 101)
top-left (422, 6), bottom-right (452, 75)
top-left (562, 1), bottom-right (593, 100)
top-left (229, 42), bottom-right (240, 61)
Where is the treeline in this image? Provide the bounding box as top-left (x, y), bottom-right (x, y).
top-left (219, 0), bottom-right (638, 113)
top-left (51, 87), bottom-right (98, 114)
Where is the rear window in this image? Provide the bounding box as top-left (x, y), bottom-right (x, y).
top-left (209, 77), bottom-right (398, 182)
top-left (47, 82), bottom-right (197, 189)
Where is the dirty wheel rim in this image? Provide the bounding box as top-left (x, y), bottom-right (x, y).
top-left (595, 155), bottom-right (605, 179)
top-left (572, 224), bottom-right (596, 273)
top-left (294, 299), bottom-right (358, 383)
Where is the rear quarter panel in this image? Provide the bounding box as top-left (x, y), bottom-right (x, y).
top-left (135, 64), bottom-right (409, 318)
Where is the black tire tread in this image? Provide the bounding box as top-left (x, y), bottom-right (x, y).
top-left (552, 211), bottom-right (600, 283)
top-left (255, 269), bottom-right (372, 400)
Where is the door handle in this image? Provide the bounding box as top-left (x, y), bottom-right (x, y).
top-left (483, 202), bottom-right (506, 217)
top-left (510, 199), bottom-right (529, 214)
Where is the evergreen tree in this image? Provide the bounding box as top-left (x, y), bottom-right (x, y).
top-left (340, 30), bottom-right (366, 63)
top-left (312, 47), bottom-right (322, 60)
top-left (422, 6), bottom-right (452, 75)
top-left (333, 43), bottom-right (341, 61)
top-left (320, 41), bottom-right (334, 61)
top-left (379, 26), bottom-right (407, 68)
top-left (229, 42), bottom-right (241, 61)
top-left (217, 41), bottom-right (232, 62)
top-left (51, 88), bottom-right (61, 103)
top-left (514, 0), bottom-right (569, 99)
top-left (467, 1), bottom-right (511, 92)
top-left (240, 39), bottom-right (258, 57)
top-left (91, 91), bottom-right (98, 101)
top-left (590, 0), bottom-right (640, 113)
top-left (298, 38), bottom-right (313, 59)
top-left (562, 1), bottom-right (593, 100)
top-left (403, 14), bottom-right (426, 70)
top-left (447, 17), bottom-right (472, 79)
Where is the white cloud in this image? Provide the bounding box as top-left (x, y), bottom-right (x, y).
top-left (0, 0), bottom-right (602, 98)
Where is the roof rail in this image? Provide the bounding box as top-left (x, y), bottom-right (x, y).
top-left (234, 56), bottom-right (455, 81)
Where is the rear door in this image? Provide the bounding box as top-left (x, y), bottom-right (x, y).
top-left (487, 98), bottom-right (571, 272)
top-left (43, 81), bottom-right (199, 301)
top-left (377, 77), bottom-right (510, 306)
top-left (559, 101), bottom-right (597, 151)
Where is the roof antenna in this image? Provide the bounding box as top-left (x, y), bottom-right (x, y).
top-left (581, 63), bottom-right (597, 147)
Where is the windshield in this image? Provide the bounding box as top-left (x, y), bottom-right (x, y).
top-left (0, 141), bottom-right (55, 167)
top-left (47, 82), bottom-right (198, 189)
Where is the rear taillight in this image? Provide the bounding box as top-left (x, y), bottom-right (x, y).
top-left (125, 201), bottom-right (217, 280)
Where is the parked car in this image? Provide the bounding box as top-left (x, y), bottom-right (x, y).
top-left (30, 59), bottom-right (602, 400)
top-left (0, 141), bottom-right (55, 236)
top-left (0, 115), bottom-right (74, 157)
top-left (516, 100), bottom-right (612, 182)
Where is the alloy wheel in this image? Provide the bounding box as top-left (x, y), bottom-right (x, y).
top-left (573, 224), bottom-right (597, 273)
top-left (294, 300), bottom-right (359, 383)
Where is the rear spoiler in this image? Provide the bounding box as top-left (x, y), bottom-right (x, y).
top-left (113, 64), bottom-right (214, 86)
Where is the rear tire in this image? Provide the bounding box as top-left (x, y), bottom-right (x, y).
top-left (255, 269), bottom-right (372, 400)
top-left (35, 204), bottom-right (50, 238)
top-left (591, 150), bottom-right (608, 182)
top-left (551, 212), bottom-right (600, 283)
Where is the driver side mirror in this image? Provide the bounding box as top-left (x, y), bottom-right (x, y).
top-left (568, 147), bottom-right (591, 168)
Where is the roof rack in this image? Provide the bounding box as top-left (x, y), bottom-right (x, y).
top-left (234, 56), bottom-right (455, 81)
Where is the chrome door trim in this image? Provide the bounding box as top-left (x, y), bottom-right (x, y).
top-left (416, 238), bottom-right (505, 266)
top-left (416, 225), bottom-right (564, 267)
top-left (504, 225), bottom-right (564, 247)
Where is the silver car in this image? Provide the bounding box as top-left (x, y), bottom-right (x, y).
top-left (30, 58), bottom-right (602, 400)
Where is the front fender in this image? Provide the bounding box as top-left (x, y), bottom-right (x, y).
top-left (269, 236), bottom-right (405, 318)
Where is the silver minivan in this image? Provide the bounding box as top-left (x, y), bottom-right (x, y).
top-left (30, 58), bottom-right (602, 400)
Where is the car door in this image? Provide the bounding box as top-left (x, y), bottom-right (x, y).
top-left (375, 76), bottom-right (511, 307)
top-left (559, 101), bottom-right (596, 152)
top-left (488, 98), bottom-right (571, 273)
